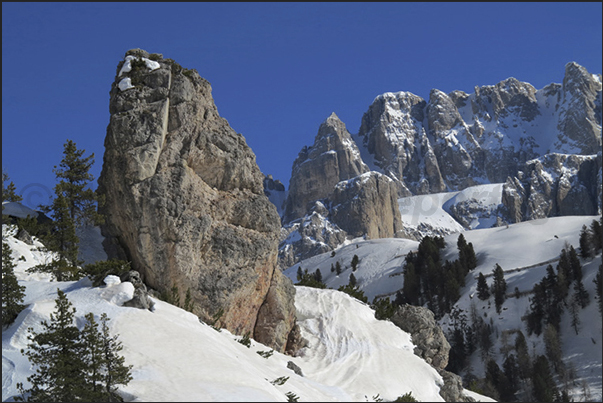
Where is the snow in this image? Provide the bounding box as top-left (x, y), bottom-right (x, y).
top-left (398, 191), bottom-right (465, 236)
top-left (2, 224), bottom-right (493, 402)
top-left (118, 55), bottom-right (160, 77)
top-left (118, 77), bottom-right (134, 91)
top-left (287, 213), bottom-right (602, 402)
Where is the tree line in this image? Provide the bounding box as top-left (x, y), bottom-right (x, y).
top-left (3, 140), bottom-right (134, 401)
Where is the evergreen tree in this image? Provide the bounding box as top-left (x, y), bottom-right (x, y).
top-left (514, 331), bottom-right (531, 381)
top-left (543, 323), bottom-right (563, 375)
top-left (183, 288), bottom-right (194, 313)
top-left (594, 263), bottom-right (602, 316)
top-left (531, 355), bottom-right (560, 402)
top-left (579, 225), bottom-right (592, 259)
top-left (2, 169), bottom-right (23, 202)
top-left (16, 291), bottom-right (132, 402)
top-left (34, 140), bottom-right (104, 280)
top-left (527, 282), bottom-right (546, 335)
top-left (568, 246), bottom-right (583, 282)
top-left (16, 289), bottom-right (88, 402)
top-left (573, 277), bottom-right (590, 309)
top-left (349, 272), bottom-right (357, 288)
top-left (492, 264), bottom-right (507, 314)
top-left (569, 298), bottom-right (581, 335)
top-left (402, 261), bottom-right (420, 305)
top-left (98, 313), bottom-right (133, 401)
top-left (335, 261), bottom-right (342, 275)
top-left (296, 266), bottom-right (303, 281)
top-left (351, 254), bottom-right (359, 272)
top-left (590, 218), bottom-right (602, 255)
top-left (476, 272), bottom-right (490, 300)
top-left (314, 268), bottom-right (323, 283)
top-left (51, 139), bottom-right (103, 227)
top-left (2, 240), bottom-right (26, 327)
top-left (80, 313), bottom-right (105, 401)
top-left (502, 354), bottom-right (520, 397)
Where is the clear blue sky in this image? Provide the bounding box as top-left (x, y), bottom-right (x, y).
top-left (2, 2), bottom-right (602, 210)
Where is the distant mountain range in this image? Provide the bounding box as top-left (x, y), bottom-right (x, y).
top-left (268, 62), bottom-right (601, 268)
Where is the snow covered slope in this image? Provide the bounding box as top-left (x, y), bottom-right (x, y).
top-left (1, 224), bottom-right (492, 402)
top-left (398, 183), bottom-right (504, 240)
top-left (285, 214), bottom-right (602, 401)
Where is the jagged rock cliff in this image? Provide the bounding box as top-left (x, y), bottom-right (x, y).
top-left (278, 62), bottom-right (601, 267)
top-left (279, 114), bottom-right (402, 268)
top-left (283, 112), bottom-right (369, 223)
top-left (357, 62), bottom-right (601, 195)
top-left (98, 49), bottom-right (299, 353)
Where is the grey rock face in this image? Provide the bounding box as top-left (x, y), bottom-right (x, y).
top-left (98, 50), bottom-right (297, 352)
top-left (390, 304), bottom-right (473, 402)
top-left (329, 172), bottom-right (403, 239)
top-left (286, 361), bottom-right (304, 377)
top-left (120, 270), bottom-right (155, 311)
top-left (356, 63), bottom-right (601, 196)
top-left (283, 113), bottom-right (368, 223)
top-left (278, 207), bottom-right (348, 269)
top-left (502, 153), bottom-right (602, 222)
top-left (16, 228), bottom-right (33, 245)
top-left (390, 304), bottom-right (450, 371)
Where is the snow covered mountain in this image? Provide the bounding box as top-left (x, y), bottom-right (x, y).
top-left (275, 62), bottom-right (601, 267)
top-left (282, 213), bottom-right (602, 402)
top-left (2, 224), bottom-right (492, 402)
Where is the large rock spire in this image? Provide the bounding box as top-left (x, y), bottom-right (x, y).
top-left (98, 49), bottom-right (299, 353)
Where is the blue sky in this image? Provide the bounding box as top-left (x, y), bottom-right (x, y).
top-left (2, 2), bottom-right (602, 210)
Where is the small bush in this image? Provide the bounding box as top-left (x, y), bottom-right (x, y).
top-left (270, 376), bottom-right (289, 386)
top-left (82, 259), bottom-right (131, 287)
top-left (394, 392), bottom-right (418, 402)
top-left (257, 349), bottom-right (274, 359)
top-left (237, 332), bottom-right (251, 348)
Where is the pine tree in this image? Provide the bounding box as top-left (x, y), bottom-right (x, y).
top-left (314, 268), bottom-right (323, 283)
top-left (543, 323), bottom-right (563, 375)
top-left (568, 246), bottom-right (583, 282)
top-left (51, 139), bottom-right (103, 227)
top-left (579, 225), bottom-right (592, 259)
top-left (514, 331), bottom-right (531, 381)
top-left (532, 355), bottom-right (560, 402)
top-left (476, 272), bottom-right (490, 300)
top-left (80, 313), bottom-right (105, 401)
top-left (351, 254), bottom-right (359, 272)
top-left (2, 240), bottom-right (26, 327)
top-left (16, 291), bottom-right (132, 402)
top-left (16, 289), bottom-right (88, 402)
top-left (98, 313), bottom-right (133, 401)
top-left (349, 272), bottom-right (357, 288)
top-left (2, 169), bottom-right (23, 202)
top-left (335, 261), bottom-right (342, 275)
top-left (34, 140), bottom-right (104, 280)
top-left (594, 263), bottom-right (602, 316)
top-left (590, 218), bottom-right (602, 255)
top-left (569, 298), bottom-right (581, 335)
top-left (492, 264), bottom-right (507, 314)
top-left (573, 277), bottom-right (590, 309)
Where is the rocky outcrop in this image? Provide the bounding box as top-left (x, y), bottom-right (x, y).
top-left (120, 270), bottom-right (155, 311)
top-left (278, 205), bottom-right (348, 269)
top-left (502, 153), bottom-right (602, 222)
top-left (283, 113), bottom-right (368, 223)
top-left (390, 304), bottom-right (473, 402)
top-left (390, 304), bottom-right (450, 370)
top-left (329, 172), bottom-right (403, 239)
top-left (356, 62), bottom-right (601, 196)
top-left (98, 49), bottom-right (297, 352)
